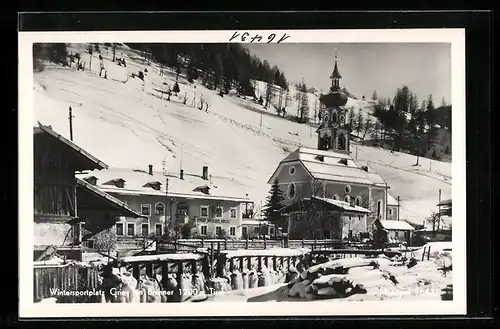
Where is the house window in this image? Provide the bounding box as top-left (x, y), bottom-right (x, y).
top-left (141, 204), bottom-right (151, 216)
top-left (215, 206), bottom-right (223, 218)
top-left (200, 225), bottom-right (207, 235)
top-left (344, 185), bottom-right (352, 194)
top-left (389, 208), bottom-right (393, 215)
top-left (155, 223), bottom-right (163, 236)
top-left (116, 223), bottom-right (124, 236)
top-left (155, 202), bottom-right (165, 215)
top-left (230, 208), bottom-right (237, 218)
top-left (253, 226), bottom-right (259, 234)
top-left (200, 206), bottom-right (209, 218)
top-left (270, 226), bottom-right (275, 236)
top-left (127, 223), bottom-right (135, 236)
top-left (287, 183), bottom-right (296, 200)
top-left (141, 223), bottom-right (149, 236)
top-left (215, 226), bottom-right (222, 236)
top-left (176, 204), bottom-right (188, 216)
top-left (289, 166), bottom-right (296, 175)
top-left (230, 227), bottom-right (236, 236)
top-left (394, 231), bottom-right (399, 239)
top-left (242, 227), bottom-right (248, 237)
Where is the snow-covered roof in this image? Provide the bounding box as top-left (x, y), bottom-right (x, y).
top-left (76, 178), bottom-right (143, 218)
top-left (313, 196), bottom-right (372, 214)
top-left (241, 220), bottom-right (271, 226)
top-left (378, 220), bottom-right (415, 231)
top-left (437, 199), bottom-right (452, 207)
top-left (387, 193), bottom-right (398, 206)
top-left (77, 167), bottom-right (252, 203)
top-left (269, 147), bottom-right (387, 187)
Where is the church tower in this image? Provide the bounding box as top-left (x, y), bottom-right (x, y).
top-left (317, 52), bottom-right (351, 154)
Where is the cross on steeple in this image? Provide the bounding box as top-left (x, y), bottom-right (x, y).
top-left (330, 49), bottom-right (342, 91)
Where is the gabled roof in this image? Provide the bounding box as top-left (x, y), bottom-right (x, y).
top-left (281, 196), bottom-right (371, 215)
top-left (268, 147), bottom-right (387, 187)
top-left (34, 122), bottom-right (108, 171)
top-left (377, 220), bottom-right (415, 231)
top-left (77, 167), bottom-right (252, 203)
top-left (76, 178), bottom-right (143, 218)
top-left (437, 199), bottom-right (452, 207)
top-left (387, 193), bottom-right (398, 206)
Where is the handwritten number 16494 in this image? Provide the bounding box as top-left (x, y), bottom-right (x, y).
top-left (229, 31), bottom-right (290, 44)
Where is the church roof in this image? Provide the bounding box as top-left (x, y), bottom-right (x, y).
top-left (330, 60), bottom-right (342, 79)
top-left (268, 147), bottom-right (387, 187)
top-left (320, 91), bottom-right (348, 107)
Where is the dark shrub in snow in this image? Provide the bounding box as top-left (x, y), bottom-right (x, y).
top-left (173, 81), bottom-right (180, 93)
top-left (138, 71), bottom-right (144, 80)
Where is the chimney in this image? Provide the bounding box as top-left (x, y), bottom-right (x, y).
top-left (148, 164), bottom-right (153, 175)
top-left (180, 169), bottom-right (184, 180)
top-left (202, 166), bottom-right (208, 180)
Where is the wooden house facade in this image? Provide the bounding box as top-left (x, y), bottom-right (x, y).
top-left (33, 123), bottom-right (142, 261)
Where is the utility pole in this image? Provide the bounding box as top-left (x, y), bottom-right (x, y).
top-left (68, 106), bottom-right (74, 141)
top-left (385, 182), bottom-right (388, 221)
top-left (397, 196), bottom-right (400, 221)
top-left (438, 189), bottom-right (442, 231)
top-left (165, 176), bottom-right (170, 234)
top-left (260, 113), bottom-right (263, 128)
top-left (355, 146), bottom-right (358, 160)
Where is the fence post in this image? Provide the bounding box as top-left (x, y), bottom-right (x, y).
top-left (427, 246), bottom-right (431, 260)
top-left (201, 238), bottom-right (204, 248)
top-left (421, 246), bottom-right (426, 261)
top-left (264, 236), bottom-right (267, 249)
top-left (302, 239), bottom-right (305, 248)
top-left (209, 244), bottom-right (214, 278)
top-left (224, 238), bottom-right (227, 250)
top-left (245, 237), bottom-right (249, 249)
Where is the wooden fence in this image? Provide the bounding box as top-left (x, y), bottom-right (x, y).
top-left (33, 263), bottom-right (100, 302)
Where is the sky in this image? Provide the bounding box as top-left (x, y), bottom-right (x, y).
top-left (245, 43), bottom-right (451, 105)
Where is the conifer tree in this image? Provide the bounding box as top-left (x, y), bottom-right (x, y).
top-left (262, 178), bottom-right (286, 238)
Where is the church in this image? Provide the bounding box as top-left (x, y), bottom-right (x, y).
top-left (267, 56), bottom-right (391, 240)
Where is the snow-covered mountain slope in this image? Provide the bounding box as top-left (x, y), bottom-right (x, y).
top-left (32, 43), bottom-right (451, 225)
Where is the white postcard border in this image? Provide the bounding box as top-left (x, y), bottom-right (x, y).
top-left (19, 28), bottom-right (466, 318)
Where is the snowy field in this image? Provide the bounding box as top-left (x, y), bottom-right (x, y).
top-left (32, 43), bottom-right (451, 224)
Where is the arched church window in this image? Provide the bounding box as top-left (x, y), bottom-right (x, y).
top-left (332, 194), bottom-right (339, 201)
top-left (344, 195), bottom-right (351, 203)
top-left (377, 200), bottom-right (382, 218)
top-left (319, 134), bottom-right (331, 150)
top-left (339, 115), bottom-right (345, 123)
top-left (344, 184), bottom-right (352, 194)
top-left (338, 133), bottom-right (346, 150)
top-left (355, 196), bottom-right (361, 206)
top-left (331, 111), bottom-right (337, 123)
top-left (287, 183), bottom-right (296, 200)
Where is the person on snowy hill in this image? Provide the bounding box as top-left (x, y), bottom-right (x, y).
top-left (99, 60), bottom-right (105, 77)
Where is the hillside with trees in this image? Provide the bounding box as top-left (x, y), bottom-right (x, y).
top-left (125, 43), bottom-right (290, 98)
top-left (365, 86), bottom-right (452, 161)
